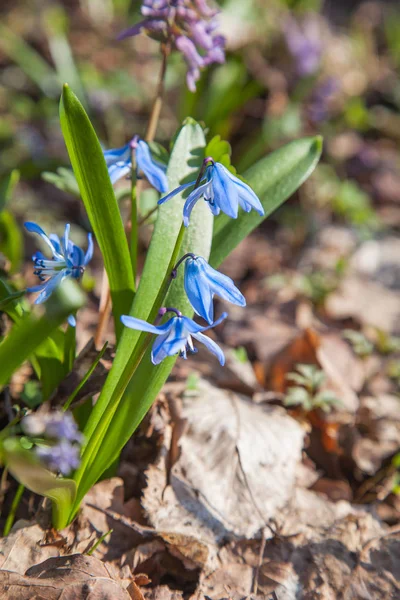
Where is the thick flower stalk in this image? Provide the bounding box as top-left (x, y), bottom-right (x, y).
top-left (103, 136), bottom-right (168, 191)
top-left (121, 309), bottom-right (227, 364)
top-left (21, 410), bottom-right (83, 476)
top-left (158, 160), bottom-right (264, 225)
top-left (117, 0), bottom-right (226, 92)
top-left (25, 222), bottom-right (93, 326)
top-left (173, 254), bottom-right (246, 323)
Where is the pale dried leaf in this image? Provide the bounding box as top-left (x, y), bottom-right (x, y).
top-left (0, 554), bottom-right (132, 599)
top-left (143, 380), bottom-right (304, 542)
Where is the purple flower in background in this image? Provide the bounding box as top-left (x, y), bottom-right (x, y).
top-left (36, 440), bottom-right (81, 476)
top-left (21, 410), bottom-right (83, 476)
top-left (117, 0), bottom-right (226, 92)
top-left (308, 77), bottom-right (339, 123)
top-left (283, 15), bottom-right (323, 77)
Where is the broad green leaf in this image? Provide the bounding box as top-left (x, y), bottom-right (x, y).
top-left (210, 136), bottom-right (323, 267)
top-left (70, 121), bottom-right (212, 519)
top-left (60, 85), bottom-right (134, 338)
top-left (0, 280), bottom-right (85, 388)
top-left (0, 438), bottom-right (76, 529)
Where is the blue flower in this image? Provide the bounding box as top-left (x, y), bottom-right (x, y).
top-left (121, 311), bottom-right (227, 365)
top-left (103, 138), bottom-right (168, 192)
top-left (25, 222), bottom-right (93, 322)
top-left (158, 161), bottom-right (264, 226)
top-left (183, 256), bottom-right (246, 324)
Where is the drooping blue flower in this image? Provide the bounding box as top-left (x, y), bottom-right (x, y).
top-left (121, 311), bottom-right (227, 365)
top-left (183, 255), bottom-right (246, 324)
top-left (25, 222), bottom-right (93, 318)
top-left (158, 161), bottom-right (264, 226)
top-left (103, 138), bottom-right (168, 192)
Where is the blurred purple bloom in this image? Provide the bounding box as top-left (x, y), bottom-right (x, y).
top-left (308, 77), bottom-right (339, 123)
top-left (43, 412), bottom-right (83, 443)
top-left (283, 15), bottom-right (323, 77)
top-left (22, 410), bottom-right (83, 476)
top-left (117, 0), bottom-right (225, 92)
top-left (36, 440), bottom-right (80, 476)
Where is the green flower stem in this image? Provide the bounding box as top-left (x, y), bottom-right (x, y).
top-left (3, 483), bottom-right (24, 536)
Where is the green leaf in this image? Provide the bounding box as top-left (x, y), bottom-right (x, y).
top-left (0, 279), bottom-right (85, 388)
top-left (60, 85), bottom-right (134, 338)
top-left (0, 438), bottom-right (76, 529)
top-left (42, 167), bottom-right (80, 197)
top-left (210, 136), bottom-right (323, 267)
top-left (0, 211), bottom-right (23, 273)
top-left (0, 170), bottom-right (20, 213)
top-left (69, 121), bottom-right (212, 520)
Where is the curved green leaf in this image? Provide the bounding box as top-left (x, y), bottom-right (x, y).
top-left (210, 136), bottom-right (323, 267)
top-left (1, 438), bottom-right (76, 529)
top-left (60, 85), bottom-right (134, 338)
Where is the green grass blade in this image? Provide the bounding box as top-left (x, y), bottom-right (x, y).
top-left (0, 280), bottom-right (85, 388)
top-left (60, 85), bottom-right (134, 338)
top-left (210, 136), bottom-right (323, 267)
top-left (0, 24), bottom-right (59, 97)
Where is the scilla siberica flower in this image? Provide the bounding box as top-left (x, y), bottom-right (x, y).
top-left (21, 410), bottom-right (82, 476)
top-left (25, 222), bottom-right (93, 326)
top-left (121, 309), bottom-right (227, 365)
top-left (117, 1), bottom-right (225, 92)
top-left (181, 254), bottom-right (245, 323)
top-left (103, 136), bottom-right (168, 192)
top-left (158, 160), bottom-right (264, 226)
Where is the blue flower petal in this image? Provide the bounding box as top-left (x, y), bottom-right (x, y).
top-left (225, 169), bottom-right (264, 216)
top-left (158, 180), bottom-right (195, 206)
top-left (120, 314), bottom-right (174, 335)
top-left (184, 257), bottom-right (214, 323)
top-left (200, 259), bottom-right (246, 307)
top-left (68, 314), bottom-right (76, 327)
top-left (33, 269), bottom-right (70, 304)
top-left (211, 163), bottom-right (239, 219)
top-left (136, 140), bottom-right (168, 193)
top-left (191, 331), bottom-right (225, 365)
top-left (24, 222), bottom-right (64, 259)
top-left (103, 142), bottom-right (131, 166)
top-left (182, 312), bottom-right (228, 334)
top-left (182, 181), bottom-right (212, 226)
top-left (84, 233), bottom-right (94, 266)
top-left (108, 161), bottom-right (132, 185)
